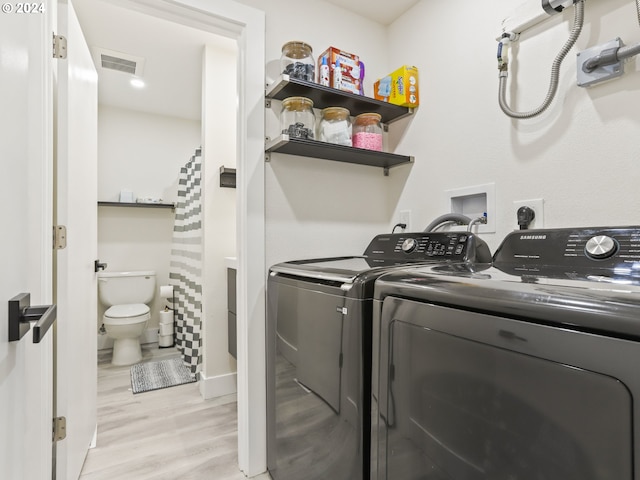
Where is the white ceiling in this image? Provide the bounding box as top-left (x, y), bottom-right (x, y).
top-left (72, 0), bottom-right (419, 121)
top-left (324, 0), bottom-right (420, 25)
top-left (72, 0), bottom-right (235, 121)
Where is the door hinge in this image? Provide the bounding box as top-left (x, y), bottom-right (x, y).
top-left (53, 225), bottom-right (67, 250)
top-left (53, 416), bottom-right (67, 442)
top-left (53, 34), bottom-right (67, 59)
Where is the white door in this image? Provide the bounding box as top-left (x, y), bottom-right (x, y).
top-left (0, 2), bottom-right (55, 479)
top-left (55, 0), bottom-right (99, 478)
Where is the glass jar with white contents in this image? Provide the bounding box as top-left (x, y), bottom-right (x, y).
top-left (318, 107), bottom-right (352, 146)
top-left (280, 96), bottom-right (315, 140)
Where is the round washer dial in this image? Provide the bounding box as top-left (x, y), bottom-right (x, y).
top-left (585, 235), bottom-right (618, 259)
top-left (401, 238), bottom-right (418, 253)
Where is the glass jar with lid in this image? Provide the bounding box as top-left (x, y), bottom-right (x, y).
top-left (352, 113), bottom-right (383, 151)
top-left (318, 107), bottom-right (352, 146)
top-left (280, 41), bottom-right (315, 82)
top-left (281, 96), bottom-right (315, 139)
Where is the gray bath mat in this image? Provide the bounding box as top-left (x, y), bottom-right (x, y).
top-left (130, 357), bottom-right (196, 394)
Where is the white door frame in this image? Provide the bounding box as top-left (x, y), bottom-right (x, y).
top-left (111, 0), bottom-right (266, 475)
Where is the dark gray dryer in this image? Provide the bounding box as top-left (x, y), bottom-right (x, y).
top-left (266, 231), bottom-right (491, 480)
top-left (371, 226), bottom-right (640, 480)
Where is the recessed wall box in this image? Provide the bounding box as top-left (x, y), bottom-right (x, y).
top-left (445, 183), bottom-right (495, 233)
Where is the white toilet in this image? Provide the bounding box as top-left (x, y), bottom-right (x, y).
top-left (98, 270), bottom-right (156, 366)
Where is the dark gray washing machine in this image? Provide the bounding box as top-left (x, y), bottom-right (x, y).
top-left (371, 226), bottom-right (640, 480)
top-left (266, 231), bottom-right (492, 480)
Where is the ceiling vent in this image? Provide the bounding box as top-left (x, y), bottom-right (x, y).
top-left (92, 47), bottom-right (145, 77)
top-left (101, 54), bottom-right (136, 74)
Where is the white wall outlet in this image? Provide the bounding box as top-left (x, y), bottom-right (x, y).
top-left (513, 198), bottom-right (544, 230)
top-left (399, 210), bottom-right (412, 232)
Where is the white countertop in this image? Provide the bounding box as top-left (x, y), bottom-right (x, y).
top-left (224, 256), bottom-right (237, 270)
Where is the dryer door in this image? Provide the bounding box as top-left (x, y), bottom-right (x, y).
top-left (375, 297), bottom-right (633, 480)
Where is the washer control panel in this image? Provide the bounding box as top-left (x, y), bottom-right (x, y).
top-left (494, 227), bottom-right (640, 276)
top-left (363, 232), bottom-right (492, 265)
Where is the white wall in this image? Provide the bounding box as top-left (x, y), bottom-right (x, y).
top-left (97, 106), bottom-right (201, 336)
top-left (387, 0), bottom-right (640, 252)
top-left (201, 43), bottom-right (238, 394)
top-left (98, 105), bottom-right (201, 203)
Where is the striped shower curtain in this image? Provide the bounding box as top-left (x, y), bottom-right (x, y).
top-left (169, 148), bottom-right (202, 377)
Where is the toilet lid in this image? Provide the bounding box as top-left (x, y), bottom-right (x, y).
top-left (105, 304), bottom-right (150, 319)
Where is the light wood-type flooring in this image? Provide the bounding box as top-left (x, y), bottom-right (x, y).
top-left (79, 344), bottom-right (271, 480)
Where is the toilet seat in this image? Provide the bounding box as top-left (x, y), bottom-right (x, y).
top-left (104, 304), bottom-right (150, 325)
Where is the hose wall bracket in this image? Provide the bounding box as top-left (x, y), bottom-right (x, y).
top-left (577, 38), bottom-right (626, 87)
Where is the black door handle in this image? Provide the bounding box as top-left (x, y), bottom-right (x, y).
top-left (8, 293), bottom-right (57, 343)
top-left (94, 260), bottom-right (107, 272)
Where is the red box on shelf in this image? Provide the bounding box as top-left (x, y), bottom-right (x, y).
top-left (317, 46), bottom-right (364, 95)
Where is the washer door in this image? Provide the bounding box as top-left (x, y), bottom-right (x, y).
top-left (267, 276), bottom-right (363, 480)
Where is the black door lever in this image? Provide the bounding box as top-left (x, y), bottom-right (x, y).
top-left (94, 260), bottom-right (107, 272)
top-left (8, 293), bottom-right (57, 343)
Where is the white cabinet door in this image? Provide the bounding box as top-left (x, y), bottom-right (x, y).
top-left (55, 0), bottom-right (99, 478)
top-left (0, 2), bottom-right (55, 479)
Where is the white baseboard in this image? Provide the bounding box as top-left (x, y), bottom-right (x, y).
top-left (97, 327), bottom-right (159, 351)
top-left (89, 425), bottom-right (97, 449)
top-left (199, 371), bottom-right (237, 400)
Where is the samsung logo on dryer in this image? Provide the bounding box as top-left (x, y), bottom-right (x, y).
top-left (519, 234), bottom-right (547, 240)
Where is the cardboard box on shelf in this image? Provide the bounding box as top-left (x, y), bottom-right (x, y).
top-left (317, 46), bottom-right (364, 95)
top-left (374, 65), bottom-right (419, 107)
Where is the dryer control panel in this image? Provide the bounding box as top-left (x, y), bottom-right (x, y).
top-left (363, 232), bottom-right (492, 266)
top-left (494, 226), bottom-right (640, 277)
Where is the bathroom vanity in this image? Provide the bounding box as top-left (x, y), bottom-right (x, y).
top-left (225, 257), bottom-right (237, 359)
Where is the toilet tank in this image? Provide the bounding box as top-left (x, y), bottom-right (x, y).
top-left (98, 271), bottom-right (157, 307)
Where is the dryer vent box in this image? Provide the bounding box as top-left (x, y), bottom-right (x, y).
top-left (446, 183), bottom-right (495, 233)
